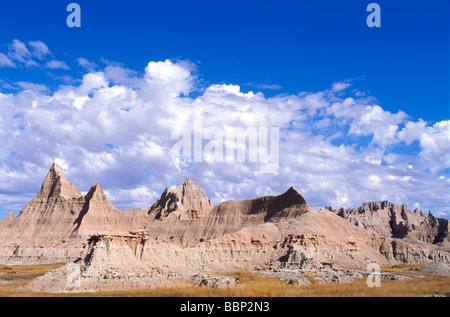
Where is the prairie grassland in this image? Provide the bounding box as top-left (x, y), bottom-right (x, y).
top-left (0, 263), bottom-right (449, 297)
top-left (0, 263), bottom-right (65, 297)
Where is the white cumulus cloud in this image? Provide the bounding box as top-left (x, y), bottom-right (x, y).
top-left (0, 45), bottom-right (448, 219)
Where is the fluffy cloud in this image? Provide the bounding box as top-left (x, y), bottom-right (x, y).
top-left (27, 40), bottom-right (51, 60)
top-left (0, 39), bottom-right (65, 70)
top-left (331, 81), bottom-right (352, 92)
top-left (415, 121), bottom-right (450, 173)
top-left (0, 47), bottom-right (448, 218)
top-left (76, 57), bottom-right (97, 72)
top-left (7, 39), bottom-right (37, 67)
top-left (45, 60), bottom-right (70, 70)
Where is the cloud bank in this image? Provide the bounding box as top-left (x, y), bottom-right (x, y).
top-left (0, 41), bottom-right (449, 218)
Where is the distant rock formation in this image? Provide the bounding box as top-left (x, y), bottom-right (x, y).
top-left (326, 201), bottom-right (449, 247)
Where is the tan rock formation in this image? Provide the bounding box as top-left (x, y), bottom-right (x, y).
top-left (201, 186), bottom-right (312, 240)
top-left (0, 163), bottom-right (86, 246)
top-left (0, 163), bottom-right (449, 292)
top-left (327, 201), bottom-right (450, 246)
top-left (148, 178), bottom-right (214, 220)
top-left (25, 208), bottom-right (450, 293)
top-left (0, 163), bottom-right (149, 264)
top-left (35, 162), bottom-right (83, 201)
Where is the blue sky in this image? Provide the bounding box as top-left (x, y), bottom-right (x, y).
top-left (0, 0), bottom-right (449, 219)
top-left (1, 0), bottom-right (448, 120)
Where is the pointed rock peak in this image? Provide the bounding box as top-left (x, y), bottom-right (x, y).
top-left (176, 178), bottom-right (206, 196)
top-left (48, 162), bottom-right (62, 177)
top-left (3, 211), bottom-right (15, 221)
top-left (34, 163), bottom-right (83, 201)
top-left (261, 186), bottom-right (311, 215)
top-left (148, 177), bottom-right (214, 219)
top-left (281, 186), bottom-right (306, 203)
top-left (285, 186), bottom-right (308, 205)
top-left (180, 177), bottom-right (197, 187)
top-left (92, 183), bottom-right (103, 191)
top-left (286, 186), bottom-right (299, 194)
top-left (85, 184), bottom-right (107, 201)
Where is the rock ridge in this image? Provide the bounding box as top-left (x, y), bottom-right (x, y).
top-left (148, 177), bottom-right (214, 220)
top-left (326, 201), bottom-right (449, 247)
top-left (0, 163), bottom-right (448, 292)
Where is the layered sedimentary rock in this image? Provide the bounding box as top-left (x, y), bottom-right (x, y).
top-left (143, 184), bottom-right (312, 245)
top-left (1, 163), bottom-right (449, 292)
top-left (26, 208), bottom-right (450, 293)
top-left (0, 164), bottom-right (149, 264)
top-left (148, 178), bottom-right (214, 220)
top-left (0, 163), bottom-right (85, 245)
top-left (326, 201), bottom-right (450, 246)
top-left (201, 186), bottom-right (313, 240)
top-left (406, 212), bottom-right (449, 246)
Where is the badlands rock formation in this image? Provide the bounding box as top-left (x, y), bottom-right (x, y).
top-left (326, 202), bottom-right (449, 246)
top-left (0, 163), bottom-right (449, 292)
top-left (148, 178), bottom-right (214, 220)
top-left (0, 163), bottom-right (150, 264)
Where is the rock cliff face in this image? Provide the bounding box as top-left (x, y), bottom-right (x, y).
top-left (26, 209), bottom-right (450, 293)
top-left (0, 164), bottom-right (86, 257)
top-left (202, 186), bottom-right (313, 240)
top-left (326, 201), bottom-right (449, 247)
top-left (0, 164), bottom-right (149, 264)
top-left (0, 163), bottom-right (449, 292)
top-left (148, 178), bottom-right (214, 220)
top-left (407, 212), bottom-right (449, 246)
top-left (35, 162), bottom-right (83, 201)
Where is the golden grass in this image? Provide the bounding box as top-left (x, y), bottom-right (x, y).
top-left (303, 272), bottom-right (319, 284)
top-left (0, 263), bottom-right (65, 297)
top-left (0, 263), bottom-right (448, 297)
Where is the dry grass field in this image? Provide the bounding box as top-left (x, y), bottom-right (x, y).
top-left (0, 263), bottom-right (65, 297)
top-left (0, 263), bottom-right (448, 297)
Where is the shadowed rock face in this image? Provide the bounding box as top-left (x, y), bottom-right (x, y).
top-left (148, 178), bottom-right (214, 220)
top-left (25, 209), bottom-right (450, 293)
top-left (408, 212), bottom-right (449, 246)
top-left (0, 164), bottom-right (149, 263)
top-left (201, 186), bottom-right (313, 240)
top-left (0, 164), bottom-right (86, 247)
top-left (34, 163), bottom-right (83, 201)
top-left (327, 201), bottom-right (449, 247)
